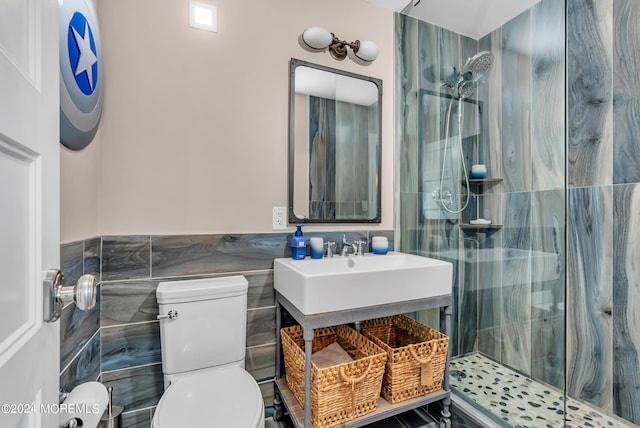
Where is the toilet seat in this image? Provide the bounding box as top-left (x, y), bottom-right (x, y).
top-left (153, 366), bottom-right (264, 428)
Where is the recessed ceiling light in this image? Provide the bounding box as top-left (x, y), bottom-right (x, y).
top-left (189, 0), bottom-right (217, 33)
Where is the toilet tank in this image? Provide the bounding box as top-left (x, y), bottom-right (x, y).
top-left (156, 276), bottom-right (248, 376)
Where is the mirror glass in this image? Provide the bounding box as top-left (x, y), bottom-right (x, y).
top-left (288, 58), bottom-right (382, 223)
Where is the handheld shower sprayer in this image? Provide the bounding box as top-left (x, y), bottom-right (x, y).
top-left (455, 51), bottom-right (494, 99)
top-left (460, 51), bottom-right (494, 77)
top-left (438, 51), bottom-right (494, 214)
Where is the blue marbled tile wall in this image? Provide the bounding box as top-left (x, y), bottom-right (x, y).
top-left (61, 230), bottom-right (393, 428)
top-left (613, 1), bottom-right (640, 184)
top-left (60, 238), bottom-right (102, 393)
top-left (567, 0), bottom-right (640, 425)
top-left (566, 186), bottom-right (613, 412)
top-left (612, 184), bottom-right (640, 423)
top-left (567, 0), bottom-right (613, 189)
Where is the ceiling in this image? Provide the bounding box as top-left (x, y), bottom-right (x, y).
top-left (366, 0), bottom-right (541, 40)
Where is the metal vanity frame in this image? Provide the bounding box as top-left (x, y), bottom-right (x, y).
top-left (273, 291), bottom-right (453, 428)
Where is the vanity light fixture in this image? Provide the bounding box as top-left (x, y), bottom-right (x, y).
top-left (301, 27), bottom-right (379, 63)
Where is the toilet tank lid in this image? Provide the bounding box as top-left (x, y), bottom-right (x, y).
top-left (156, 276), bottom-right (248, 304)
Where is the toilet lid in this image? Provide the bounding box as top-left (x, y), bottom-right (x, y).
top-left (153, 366), bottom-right (264, 428)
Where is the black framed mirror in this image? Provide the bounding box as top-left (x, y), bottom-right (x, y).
top-left (288, 58), bottom-right (382, 223)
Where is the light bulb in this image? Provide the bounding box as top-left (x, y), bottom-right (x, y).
top-left (301, 27), bottom-right (332, 50)
top-left (354, 40), bottom-right (379, 62)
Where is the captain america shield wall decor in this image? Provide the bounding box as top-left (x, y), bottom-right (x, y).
top-left (59, 0), bottom-right (102, 150)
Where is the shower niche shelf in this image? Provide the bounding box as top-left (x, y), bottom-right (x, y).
top-left (461, 178), bottom-right (503, 194)
top-left (459, 223), bottom-right (503, 237)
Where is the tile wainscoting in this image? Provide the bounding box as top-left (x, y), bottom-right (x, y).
top-left (59, 230), bottom-right (394, 428)
top-left (60, 238), bottom-right (101, 392)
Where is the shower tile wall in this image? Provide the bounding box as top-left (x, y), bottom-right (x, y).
top-left (566, 0), bottom-right (614, 411)
top-left (398, 0), bottom-right (640, 425)
top-left (59, 230), bottom-right (393, 428)
top-left (612, 185), bottom-right (640, 422)
top-left (567, 186), bottom-right (613, 412)
top-left (567, 0), bottom-right (640, 424)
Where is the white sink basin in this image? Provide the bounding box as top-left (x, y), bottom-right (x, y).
top-left (274, 252), bottom-right (453, 315)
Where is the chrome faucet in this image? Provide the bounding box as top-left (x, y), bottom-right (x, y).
top-left (341, 235), bottom-right (356, 256)
top-left (325, 241), bottom-right (336, 258)
top-left (354, 240), bottom-right (367, 255)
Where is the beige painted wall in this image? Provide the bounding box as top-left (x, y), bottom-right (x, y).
top-left (60, 141), bottom-right (102, 243)
top-left (61, 0), bottom-right (394, 241)
top-left (60, 0), bottom-right (102, 244)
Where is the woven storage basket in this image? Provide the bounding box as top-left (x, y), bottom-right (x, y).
top-left (280, 324), bottom-right (387, 428)
top-left (362, 314), bottom-right (448, 404)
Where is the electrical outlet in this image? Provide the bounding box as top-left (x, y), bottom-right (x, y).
top-left (272, 207), bottom-right (287, 230)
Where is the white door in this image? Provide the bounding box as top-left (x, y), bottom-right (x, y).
top-left (0, 0), bottom-right (60, 427)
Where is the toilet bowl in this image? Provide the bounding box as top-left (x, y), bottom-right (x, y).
top-left (152, 367), bottom-right (264, 428)
top-left (152, 276), bottom-right (264, 428)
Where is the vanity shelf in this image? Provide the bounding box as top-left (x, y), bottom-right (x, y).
top-left (461, 178), bottom-right (503, 194)
top-left (273, 291), bottom-right (453, 428)
top-left (275, 378), bottom-right (448, 428)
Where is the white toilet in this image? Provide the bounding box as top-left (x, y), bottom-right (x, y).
top-left (152, 276), bottom-right (265, 428)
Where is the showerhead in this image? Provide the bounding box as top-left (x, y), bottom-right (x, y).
top-left (440, 51), bottom-right (494, 99)
top-left (454, 51), bottom-right (493, 99)
top-left (460, 51), bottom-right (494, 79)
top-left (456, 79), bottom-right (478, 99)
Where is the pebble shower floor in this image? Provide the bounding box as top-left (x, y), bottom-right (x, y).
top-left (449, 353), bottom-right (632, 428)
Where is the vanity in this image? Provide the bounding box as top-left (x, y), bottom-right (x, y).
top-left (272, 252), bottom-right (454, 428)
top-left (280, 58), bottom-right (453, 427)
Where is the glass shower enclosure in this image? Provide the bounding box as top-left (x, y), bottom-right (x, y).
top-left (397, 0), bottom-right (640, 426)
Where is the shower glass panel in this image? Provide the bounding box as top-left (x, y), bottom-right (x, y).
top-left (397, 2), bottom-right (568, 426)
top-left (398, 0), bottom-right (640, 426)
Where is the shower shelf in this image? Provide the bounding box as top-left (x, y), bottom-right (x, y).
top-left (459, 223), bottom-right (503, 237)
top-left (460, 178), bottom-right (503, 193)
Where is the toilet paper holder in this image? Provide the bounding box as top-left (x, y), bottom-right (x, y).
top-left (44, 269), bottom-right (99, 322)
top-left (98, 386), bottom-right (123, 428)
top-left (61, 418), bottom-right (81, 428)
top-left (58, 382), bottom-right (110, 428)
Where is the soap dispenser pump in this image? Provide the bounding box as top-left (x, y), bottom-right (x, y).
top-left (291, 225), bottom-right (307, 260)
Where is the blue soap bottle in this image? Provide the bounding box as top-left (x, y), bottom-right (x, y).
top-left (291, 225), bottom-right (306, 260)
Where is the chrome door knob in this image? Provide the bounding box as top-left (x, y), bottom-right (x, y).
top-left (44, 269), bottom-right (99, 322)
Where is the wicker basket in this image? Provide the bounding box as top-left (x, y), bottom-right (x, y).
top-left (362, 315), bottom-right (448, 403)
top-left (280, 324), bottom-right (387, 428)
